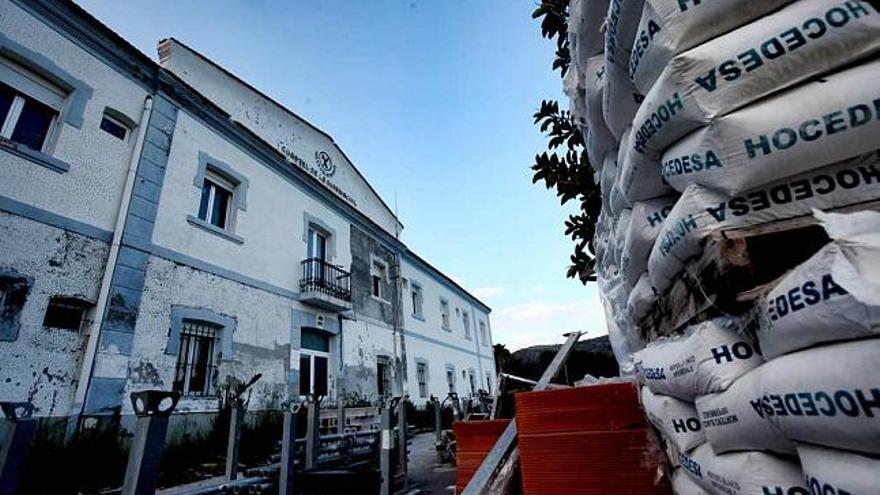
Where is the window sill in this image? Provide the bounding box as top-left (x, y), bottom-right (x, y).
top-left (370, 295), bottom-right (391, 305)
top-left (411, 314), bottom-right (425, 322)
top-left (187, 215), bottom-right (244, 245)
top-left (0, 139), bottom-right (71, 173)
top-left (441, 325), bottom-right (452, 332)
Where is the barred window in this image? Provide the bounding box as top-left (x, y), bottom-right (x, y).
top-left (445, 366), bottom-right (455, 393)
top-left (416, 361), bottom-right (428, 398)
top-left (173, 320), bottom-right (220, 397)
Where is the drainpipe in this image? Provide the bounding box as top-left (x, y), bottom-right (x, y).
top-left (69, 96), bottom-right (154, 431)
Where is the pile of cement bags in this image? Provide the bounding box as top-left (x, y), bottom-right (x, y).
top-left (564, 0), bottom-right (880, 492)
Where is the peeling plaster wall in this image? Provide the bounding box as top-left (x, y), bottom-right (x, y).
top-left (338, 317), bottom-right (396, 403)
top-left (349, 225), bottom-right (398, 327)
top-left (0, 212), bottom-right (109, 417)
top-left (123, 256), bottom-right (294, 415)
top-left (0, 0), bottom-right (150, 231)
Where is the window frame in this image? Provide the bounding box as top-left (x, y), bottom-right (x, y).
top-left (42, 296), bottom-right (92, 333)
top-left (462, 310), bottom-right (471, 340)
top-left (300, 327), bottom-right (330, 397)
top-left (189, 153), bottom-right (249, 244)
top-left (300, 348), bottom-right (330, 397)
top-left (172, 320), bottom-right (221, 398)
top-left (445, 365), bottom-right (456, 394)
top-left (416, 360), bottom-right (428, 399)
top-left (479, 320), bottom-right (488, 346)
top-left (410, 282), bottom-right (424, 319)
top-left (198, 170), bottom-right (235, 229)
top-left (370, 258), bottom-right (389, 303)
top-left (99, 112), bottom-right (130, 141)
top-left (0, 78), bottom-right (60, 154)
top-left (440, 298), bottom-right (451, 331)
top-left (376, 355), bottom-right (392, 398)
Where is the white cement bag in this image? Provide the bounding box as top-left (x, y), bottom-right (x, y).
top-left (626, 272), bottom-right (657, 324)
top-left (797, 444), bottom-right (880, 495)
top-left (600, 151), bottom-right (619, 212)
top-left (672, 468), bottom-right (710, 495)
top-left (585, 56), bottom-right (618, 165)
top-left (617, 124), bottom-right (675, 204)
top-left (634, 316), bottom-right (763, 401)
top-left (630, 0), bottom-right (880, 165)
top-left (759, 210), bottom-right (880, 359)
top-left (603, 0), bottom-right (646, 139)
top-left (663, 58), bottom-right (880, 196)
top-left (621, 196), bottom-right (676, 287)
top-left (612, 208), bottom-right (634, 265)
top-left (641, 386), bottom-right (705, 452)
top-left (630, 0), bottom-right (796, 94)
top-left (680, 443), bottom-right (808, 495)
top-left (695, 367), bottom-right (796, 455)
top-left (562, 64), bottom-right (587, 129)
top-left (648, 152), bottom-right (880, 293)
top-left (571, 0), bottom-right (610, 71)
top-left (756, 339), bottom-right (880, 455)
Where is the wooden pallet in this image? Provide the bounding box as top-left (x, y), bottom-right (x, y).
top-left (638, 199), bottom-right (880, 339)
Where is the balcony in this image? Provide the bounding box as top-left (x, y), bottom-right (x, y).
top-left (298, 258), bottom-right (352, 312)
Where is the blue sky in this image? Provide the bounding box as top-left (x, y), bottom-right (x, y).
top-left (77, 0), bottom-right (606, 350)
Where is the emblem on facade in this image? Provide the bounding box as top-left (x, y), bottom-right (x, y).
top-left (314, 150), bottom-right (336, 177)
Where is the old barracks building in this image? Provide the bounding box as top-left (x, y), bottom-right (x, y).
top-left (0, 0), bottom-right (494, 423)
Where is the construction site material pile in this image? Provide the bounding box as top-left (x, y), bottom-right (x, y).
top-left (565, 0), bottom-right (880, 494)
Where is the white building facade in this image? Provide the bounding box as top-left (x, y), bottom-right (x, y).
top-left (0, 0), bottom-right (493, 427)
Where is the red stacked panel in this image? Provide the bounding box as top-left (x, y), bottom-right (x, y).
top-left (515, 382), bottom-right (671, 495)
top-left (453, 419), bottom-right (511, 493)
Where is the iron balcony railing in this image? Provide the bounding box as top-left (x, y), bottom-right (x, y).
top-left (300, 258), bottom-right (352, 302)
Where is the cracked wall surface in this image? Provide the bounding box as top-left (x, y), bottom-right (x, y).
top-left (0, 212), bottom-right (109, 417)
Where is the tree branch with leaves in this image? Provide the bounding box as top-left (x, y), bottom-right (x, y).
top-left (531, 2), bottom-right (601, 284)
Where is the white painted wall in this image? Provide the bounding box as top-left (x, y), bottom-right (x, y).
top-left (399, 257), bottom-right (494, 407)
top-left (158, 39), bottom-right (402, 237)
top-left (152, 110), bottom-right (352, 293)
top-left (0, 0), bottom-right (149, 232)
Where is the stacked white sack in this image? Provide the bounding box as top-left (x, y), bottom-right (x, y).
top-left (619, 0), bottom-right (880, 203)
top-left (641, 385), bottom-right (705, 452)
top-left (630, 0), bottom-right (795, 94)
top-left (569, 0), bottom-right (609, 73)
top-left (695, 367), bottom-right (796, 455)
top-left (756, 339), bottom-right (880, 455)
top-left (626, 272), bottom-right (658, 324)
top-left (584, 55), bottom-right (618, 165)
top-left (621, 196), bottom-right (676, 288)
top-left (663, 58), bottom-right (880, 196)
top-left (562, 63), bottom-right (587, 134)
top-left (648, 152), bottom-right (880, 293)
top-left (671, 468), bottom-right (709, 495)
top-left (634, 316), bottom-right (763, 402)
top-left (679, 443), bottom-right (808, 495)
top-left (758, 209), bottom-right (880, 359)
top-left (603, 0), bottom-right (646, 139)
top-left (796, 444), bottom-right (880, 495)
